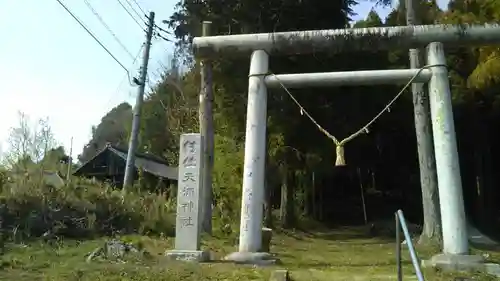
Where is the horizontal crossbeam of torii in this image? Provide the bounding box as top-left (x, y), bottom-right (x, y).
top-left (192, 23), bottom-right (500, 57)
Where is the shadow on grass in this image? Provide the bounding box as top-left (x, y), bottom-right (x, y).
top-left (283, 260), bottom-right (412, 269)
top-left (281, 228), bottom-right (395, 245)
top-left (471, 242), bottom-right (500, 252)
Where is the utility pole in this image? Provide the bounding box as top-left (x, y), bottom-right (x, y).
top-left (66, 137), bottom-right (73, 182)
top-left (199, 21), bottom-right (214, 234)
top-left (406, 0), bottom-right (441, 243)
top-left (123, 11), bottom-right (155, 190)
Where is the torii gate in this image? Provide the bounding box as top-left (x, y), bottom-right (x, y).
top-left (192, 23), bottom-right (500, 262)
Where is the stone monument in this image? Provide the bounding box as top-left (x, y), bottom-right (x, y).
top-left (166, 133), bottom-right (210, 262)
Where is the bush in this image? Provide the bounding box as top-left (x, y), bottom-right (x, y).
top-left (0, 178), bottom-right (175, 241)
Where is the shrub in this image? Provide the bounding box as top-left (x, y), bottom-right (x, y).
top-left (0, 178), bottom-right (175, 242)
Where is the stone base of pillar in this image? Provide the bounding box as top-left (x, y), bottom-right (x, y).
top-left (165, 250), bottom-right (211, 262)
top-left (422, 253), bottom-right (482, 271)
top-left (422, 253), bottom-right (500, 276)
top-left (224, 251), bottom-right (279, 265)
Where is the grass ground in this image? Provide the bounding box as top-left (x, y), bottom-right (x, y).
top-left (0, 226), bottom-right (498, 281)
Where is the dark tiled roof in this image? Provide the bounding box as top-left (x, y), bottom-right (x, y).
top-left (74, 144), bottom-right (178, 180)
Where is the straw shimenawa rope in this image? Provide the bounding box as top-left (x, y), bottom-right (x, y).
top-left (268, 65), bottom-right (443, 166)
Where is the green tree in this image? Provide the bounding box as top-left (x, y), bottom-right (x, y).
top-left (92, 0), bottom-right (500, 238)
top-left (78, 102), bottom-right (132, 163)
top-left (165, 0), bottom-right (413, 228)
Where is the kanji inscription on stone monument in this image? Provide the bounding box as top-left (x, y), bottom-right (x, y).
top-left (174, 133), bottom-right (203, 251)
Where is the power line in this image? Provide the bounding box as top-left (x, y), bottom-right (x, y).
top-left (155, 24), bottom-right (172, 35)
top-left (54, 0), bottom-right (131, 75)
top-left (83, 0), bottom-right (135, 59)
top-left (124, 0), bottom-right (144, 20)
top-left (154, 32), bottom-right (171, 42)
top-left (105, 44), bottom-right (145, 109)
top-left (153, 24), bottom-right (173, 42)
top-left (129, 0), bottom-right (146, 17)
top-left (116, 0), bottom-right (144, 29)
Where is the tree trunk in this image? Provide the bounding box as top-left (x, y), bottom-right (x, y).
top-left (312, 172), bottom-right (317, 220)
top-left (264, 176), bottom-right (273, 228)
top-left (357, 168), bottom-right (368, 225)
top-left (304, 171), bottom-right (311, 217)
top-left (406, 0), bottom-right (442, 245)
top-left (264, 131), bottom-right (273, 228)
top-left (474, 112), bottom-right (489, 230)
top-left (280, 165), bottom-right (295, 228)
top-left (418, 170), bottom-right (442, 245)
top-left (199, 22), bottom-right (214, 234)
top-left (483, 141), bottom-right (495, 232)
top-left (417, 108), bottom-right (442, 245)
top-left (286, 171), bottom-right (296, 226)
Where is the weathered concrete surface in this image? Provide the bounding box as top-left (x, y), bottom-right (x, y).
top-left (173, 134), bottom-right (204, 251)
top-left (260, 227), bottom-right (273, 253)
top-left (421, 253), bottom-right (500, 276)
top-left (483, 263), bottom-right (500, 277)
top-left (224, 251), bottom-right (278, 265)
top-left (165, 250), bottom-right (211, 262)
top-left (193, 24), bottom-right (500, 57)
top-left (422, 253), bottom-right (483, 271)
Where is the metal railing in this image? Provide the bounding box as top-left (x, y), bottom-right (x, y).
top-left (395, 209), bottom-right (425, 281)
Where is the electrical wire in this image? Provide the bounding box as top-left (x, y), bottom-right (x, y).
top-left (123, 0), bottom-right (144, 23)
top-left (83, 0), bottom-right (135, 60)
top-left (155, 32), bottom-right (171, 42)
top-left (105, 44), bottom-right (145, 109)
top-left (116, 0), bottom-right (144, 30)
top-left (152, 23), bottom-right (173, 43)
top-left (156, 59), bottom-right (167, 71)
top-left (54, 0), bottom-right (132, 79)
top-left (129, 0), bottom-right (146, 17)
top-left (155, 24), bottom-right (172, 35)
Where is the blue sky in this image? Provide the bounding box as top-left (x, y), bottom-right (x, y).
top-left (0, 0), bottom-right (449, 160)
top-left (352, 0), bottom-right (448, 21)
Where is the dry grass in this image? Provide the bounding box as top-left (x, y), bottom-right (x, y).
top-left (0, 226), bottom-right (498, 281)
